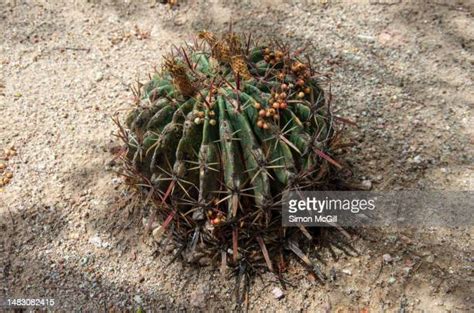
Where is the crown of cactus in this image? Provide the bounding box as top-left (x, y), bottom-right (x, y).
top-left (116, 31), bottom-right (349, 289)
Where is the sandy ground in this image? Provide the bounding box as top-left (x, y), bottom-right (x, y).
top-left (0, 0), bottom-right (473, 311)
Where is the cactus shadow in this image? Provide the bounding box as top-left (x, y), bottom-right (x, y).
top-left (0, 200), bottom-right (194, 311)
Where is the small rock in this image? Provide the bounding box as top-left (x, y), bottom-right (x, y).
top-left (378, 31), bottom-right (392, 45)
top-left (95, 72), bottom-right (104, 82)
top-left (426, 255), bottom-right (435, 263)
top-left (107, 14), bottom-right (120, 24)
top-left (387, 277), bottom-right (396, 284)
top-left (357, 34), bottom-right (375, 42)
top-left (133, 295), bottom-right (143, 304)
top-left (272, 287), bottom-right (284, 300)
top-left (174, 15), bottom-right (187, 26)
top-left (413, 155), bottom-right (422, 164)
top-left (198, 257), bottom-right (212, 266)
top-left (361, 180), bottom-right (372, 190)
top-left (382, 254), bottom-right (393, 263)
top-left (342, 269), bottom-right (352, 276)
top-left (373, 175), bottom-right (383, 182)
top-left (89, 235), bottom-right (110, 248)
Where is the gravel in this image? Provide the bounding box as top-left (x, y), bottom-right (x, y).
top-left (0, 0), bottom-right (472, 311)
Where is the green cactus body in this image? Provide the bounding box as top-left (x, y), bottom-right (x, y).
top-left (119, 32), bottom-right (344, 271)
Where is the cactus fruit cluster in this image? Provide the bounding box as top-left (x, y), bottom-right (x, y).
top-left (115, 31), bottom-right (351, 290)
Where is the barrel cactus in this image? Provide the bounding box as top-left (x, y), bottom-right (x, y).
top-left (116, 31), bottom-right (350, 289)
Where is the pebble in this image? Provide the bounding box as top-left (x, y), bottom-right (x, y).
top-left (373, 175), bottom-right (383, 182)
top-left (426, 255), bottom-right (435, 263)
top-left (342, 269), bottom-right (352, 276)
top-left (409, 155), bottom-right (423, 164)
top-left (133, 295), bottom-right (143, 304)
top-left (387, 277), bottom-right (396, 284)
top-left (272, 287), bottom-right (284, 300)
top-left (383, 254), bottom-right (393, 263)
top-left (414, 155), bottom-right (423, 163)
top-left (357, 35), bottom-right (376, 42)
top-left (107, 14), bottom-right (120, 24)
top-left (361, 180), bottom-right (372, 190)
top-left (89, 235), bottom-right (110, 249)
top-left (95, 72), bottom-right (104, 82)
top-left (174, 15), bottom-right (187, 26)
top-left (198, 257), bottom-right (211, 266)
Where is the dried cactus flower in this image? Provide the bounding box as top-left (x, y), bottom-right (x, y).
top-left (115, 31), bottom-right (352, 296)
